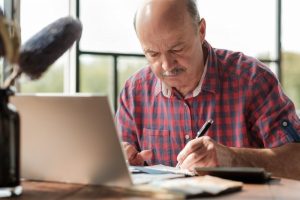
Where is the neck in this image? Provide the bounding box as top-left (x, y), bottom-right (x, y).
top-left (176, 81), bottom-right (199, 97)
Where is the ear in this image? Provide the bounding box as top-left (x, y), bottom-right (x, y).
top-left (198, 18), bottom-right (206, 43)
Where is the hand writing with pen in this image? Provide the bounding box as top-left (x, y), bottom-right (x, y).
top-left (176, 119), bottom-right (234, 171)
top-left (123, 119), bottom-right (234, 169)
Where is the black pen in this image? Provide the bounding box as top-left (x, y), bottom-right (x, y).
top-left (176, 119), bottom-right (214, 168)
top-left (196, 119), bottom-right (214, 138)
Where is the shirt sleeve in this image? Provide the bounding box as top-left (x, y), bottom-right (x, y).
top-left (115, 84), bottom-right (141, 151)
top-left (246, 70), bottom-right (300, 148)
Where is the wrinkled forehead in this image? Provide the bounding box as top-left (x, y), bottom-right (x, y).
top-left (141, 32), bottom-right (186, 52)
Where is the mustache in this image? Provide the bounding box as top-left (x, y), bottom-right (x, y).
top-left (162, 67), bottom-right (185, 77)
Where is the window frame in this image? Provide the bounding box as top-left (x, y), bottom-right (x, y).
top-left (2, 0), bottom-right (285, 112)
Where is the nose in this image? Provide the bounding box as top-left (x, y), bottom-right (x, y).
top-left (161, 53), bottom-right (175, 71)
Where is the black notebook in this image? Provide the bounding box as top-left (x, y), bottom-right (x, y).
top-left (195, 167), bottom-right (272, 183)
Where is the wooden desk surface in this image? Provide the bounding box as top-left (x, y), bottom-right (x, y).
top-left (5, 178), bottom-right (300, 200)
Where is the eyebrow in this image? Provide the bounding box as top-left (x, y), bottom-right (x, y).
top-left (144, 48), bottom-right (157, 54)
top-left (144, 42), bottom-right (184, 53)
top-left (170, 42), bottom-right (184, 49)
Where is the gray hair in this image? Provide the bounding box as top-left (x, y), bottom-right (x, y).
top-left (133, 0), bottom-right (201, 32)
top-left (187, 0), bottom-right (201, 30)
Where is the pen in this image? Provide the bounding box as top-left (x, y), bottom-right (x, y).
top-left (196, 119), bottom-right (214, 138)
top-left (176, 119), bottom-right (214, 168)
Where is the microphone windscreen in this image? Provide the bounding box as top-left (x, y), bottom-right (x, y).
top-left (18, 16), bottom-right (82, 79)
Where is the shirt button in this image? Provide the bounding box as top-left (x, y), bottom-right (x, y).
top-left (282, 121), bottom-right (288, 127)
top-left (185, 135), bottom-right (190, 140)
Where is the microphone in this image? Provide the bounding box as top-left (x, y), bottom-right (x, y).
top-left (3, 16), bottom-right (82, 88)
top-left (19, 16), bottom-right (82, 79)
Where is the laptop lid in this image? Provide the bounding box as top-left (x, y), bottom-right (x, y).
top-left (10, 95), bottom-right (133, 187)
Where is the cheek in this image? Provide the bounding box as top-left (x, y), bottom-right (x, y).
top-left (150, 63), bottom-right (163, 78)
top-left (175, 56), bottom-right (192, 70)
top-left (179, 54), bottom-right (199, 71)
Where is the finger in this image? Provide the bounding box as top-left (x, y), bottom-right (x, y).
top-left (184, 141), bottom-right (219, 170)
top-left (189, 153), bottom-right (217, 171)
top-left (139, 149), bottom-right (153, 161)
top-left (177, 137), bottom-right (205, 163)
top-left (130, 150), bottom-right (152, 166)
top-left (123, 142), bottom-right (134, 153)
top-left (180, 148), bottom-right (207, 169)
top-left (124, 144), bottom-right (138, 161)
top-left (130, 154), bottom-right (144, 166)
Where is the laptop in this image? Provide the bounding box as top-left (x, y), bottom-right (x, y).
top-left (10, 95), bottom-right (133, 187)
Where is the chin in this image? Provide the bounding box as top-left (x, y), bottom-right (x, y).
top-left (165, 80), bottom-right (181, 88)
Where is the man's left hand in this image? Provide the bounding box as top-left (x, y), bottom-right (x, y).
top-left (176, 136), bottom-right (234, 171)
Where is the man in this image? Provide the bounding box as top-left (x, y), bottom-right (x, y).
top-left (116, 0), bottom-right (300, 179)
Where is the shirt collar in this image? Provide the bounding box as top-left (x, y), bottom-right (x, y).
top-left (154, 80), bottom-right (172, 97)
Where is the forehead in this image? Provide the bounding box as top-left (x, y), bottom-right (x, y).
top-left (141, 31), bottom-right (185, 51)
top-left (135, 0), bottom-right (195, 44)
top-left (138, 18), bottom-right (196, 52)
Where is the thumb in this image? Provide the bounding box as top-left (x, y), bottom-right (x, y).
top-left (139, 149), bottom-right (153, 161)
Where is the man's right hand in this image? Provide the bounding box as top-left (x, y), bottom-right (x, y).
top-left (122, 142), bottom-right (152, 166)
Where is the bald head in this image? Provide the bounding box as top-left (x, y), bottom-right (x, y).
top-left (134, 0), bottom-right (200, 34)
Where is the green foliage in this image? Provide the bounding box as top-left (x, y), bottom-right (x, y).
top-left (80, 57), bottom-right (113, 94)
top-left (118, 57), bottom-right (147, 93)
top-left (80, 56), bottom-right (147, 106)
top-left (16, 52), bottom-right (300, 110)
top-left (20, 65), bottom-right (64, 93)
top-left (282, 52), bottom-right (300, 109)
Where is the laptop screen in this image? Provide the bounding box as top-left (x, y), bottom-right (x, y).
top-left (11, 95), bottom-right (132, 187)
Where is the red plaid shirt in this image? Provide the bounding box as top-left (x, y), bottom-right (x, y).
top-left (116, 41), bottom-right (300, 167)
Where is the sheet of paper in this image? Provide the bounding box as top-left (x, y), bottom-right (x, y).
top-left (135, 175), bottom-right (243, 197)
top-left (132, 164), bottom-right (195, 176)
top-left (128, 166), bottom-right (141, 173)
top-left (132, 173), bottom-right (185, 185)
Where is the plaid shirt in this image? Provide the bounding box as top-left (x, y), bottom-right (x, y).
top-left (116, 41), bottom-right (300, 167)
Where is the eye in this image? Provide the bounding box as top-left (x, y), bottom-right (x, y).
top-left (171, 48), bottom-right (183, 54)
top-left (147, 51), bottom-right (159, 58)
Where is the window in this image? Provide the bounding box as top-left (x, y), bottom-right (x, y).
top-left (79, 0), bottom-right (142, 54)
top-left (0, 0), bottom-right (3, 11)
top-left (0, 0), bottom-right (5, 83)
top-left (282, 0), bottom-right (300, 109)
top-left (80, 55), bottom-right (114, 104)
top-left (198, 0), bottom-right (278, 80)
top-left (78, 0), bottom-right (145, 109)
top-left (198, 0), bottom-right (277, 60)
top-left (19, 0), bottom-right (69, 93)
top-left (117, 56), bottom-right (147, 94)
top-left (12, 0), bottom-right (298, 111)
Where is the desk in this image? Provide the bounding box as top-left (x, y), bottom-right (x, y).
top-left (5, 178), bottom-right (300, 200)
